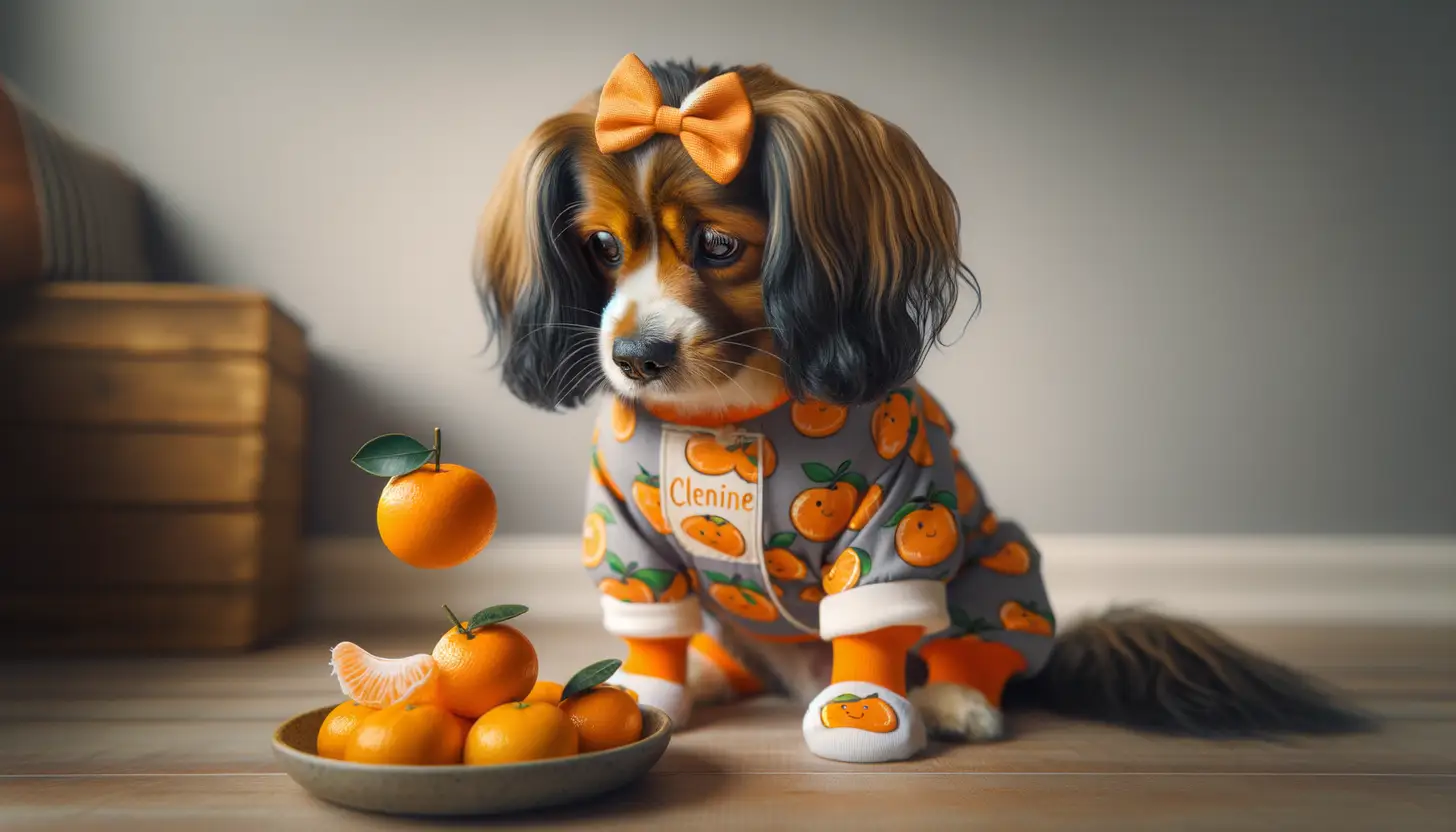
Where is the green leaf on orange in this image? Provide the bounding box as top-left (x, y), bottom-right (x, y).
top-left (767, 531), bottom-right (798, 549)
top-left (702, 570), bottom-right (732, 584)
top-left (740, 578), bottom-right (768, 596)
top-left (930, 490), bottom-right (958, 511)
top-left (884, 503), bottom-right (920, 527)
top-left (562, 658), bottom-right (623, 701)
top-left (802, 461), bottom-right (837, 483)
top-left (467, 603), bottom-right (528, 630)
top-left (592, 504), bottom-right (616, 524)
top-left (840, 472), bottom-right (869, 494)
top-left (606, 551), bottom-right (627, 575)
top-left (633, 568), bottom-right (679, 595)
top-left (830, 693), bottom-right (861, 703)
top-left (351, 434), bottom-right (433, 477)
top-left (707, 515), bottom-right (728, 526)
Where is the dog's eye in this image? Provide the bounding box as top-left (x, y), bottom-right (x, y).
top-left (587, 231), bottom-right (623, 267)
top-left (695, 228), bottom-right (743, 268)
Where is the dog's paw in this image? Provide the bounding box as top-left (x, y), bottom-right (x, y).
top-left (909, 682), bottom-right (1004, 742)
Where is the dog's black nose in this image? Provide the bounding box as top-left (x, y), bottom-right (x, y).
top-left (612, 336), bottom-right (678, 382)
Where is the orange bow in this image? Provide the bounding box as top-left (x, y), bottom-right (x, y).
top-left (594, 54), bottom-right (754, 186)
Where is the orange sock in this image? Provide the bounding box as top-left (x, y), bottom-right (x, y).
top-left (830, 626), bottom-right (925, 696)
top-left (621, 636), bottom-right (690, 684)
top-left (688, 632), bottom-right (765, 696)
top-left (917, 638), bottom-right (1029, 708)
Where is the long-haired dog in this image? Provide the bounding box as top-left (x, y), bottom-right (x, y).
top-left (475, 54), bottom-right (1369, 762)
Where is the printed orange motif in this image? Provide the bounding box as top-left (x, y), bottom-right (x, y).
top-left (703, 571), bottom-right (780, 623)
top-left (790, 400), bottom-right (849, 438)
top-left (954, 467), bottom-right (979, 514)
top-left (591, 448), bottom-right (625, 502)
top-left (979, 511), bottom-right (999, 536)
top-left (799, 585), bottom-right (826, 603)
top-left (916, 384), bottom-right (952, 433)
top-left (791, 460), bottom-right (869, 542)
top-left (764, 532), bottom-right (808, 580)
top-left (946, 607), bottom-right (997, 642)
top-left (820, 692), bottom-right (898, 732)
top-left (599, 552), bottom-right (689, 603)
top-left (582, 504), bottom-right (612, 568)
top-left (631, 465), bottom-right (671, 534)
top-left (611, 398), bottom-right (636, 442)
top-left (847, 483), bottom-right (884, 531)
top-left (907, 413), bottom-right (934, 467)
top-left (681, 515), bottom-right (747, 558)
top-left (684, 432), bottom-right (777, 483)
top-left (886, 483), bottom-right (960, 568)
top-left (980, 541), bottom-right (1032, 575)
top-left (823, 547), bottom-right (871, 595)
top-left (871, 389), bottom-right (915, 459)
top-left (1000, 600), bottom-right (1055, 636)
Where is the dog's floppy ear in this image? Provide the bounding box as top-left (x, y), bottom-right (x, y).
top-left (475, 108), bottom-right (604, 411)
top-left (754, 89), bottom-right (974, 406)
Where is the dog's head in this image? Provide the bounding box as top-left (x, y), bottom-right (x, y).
top-left (476, 55), bottom-right (975, 416)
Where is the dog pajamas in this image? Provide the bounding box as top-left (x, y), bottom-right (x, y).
top-left (582, 383), bottom-right (1056, 762)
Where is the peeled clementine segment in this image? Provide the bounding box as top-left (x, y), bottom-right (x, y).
top-left (330, 642), bottom-right (439, 709)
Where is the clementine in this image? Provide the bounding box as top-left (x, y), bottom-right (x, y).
top-left (791, 460), bottom-right (868, 542)
top-left (559, 686), bottom-right (642, 753)
top-left (344, 702), bottom-right (469, 766)
top-left (847, 483), bottom-right (884, 531)
top-left (599, 553), bottom-right (685, 602)
top-left (791, 400), bottom-right (849, 438)
top-left (376, 467), bottom-right (497, 570)
top-left (764, 533), bottom-right (808, 580)
top-left (703, 572), bottom-right (779, 623)
top-left (432, 605), bottom-right (539, 718)
top-left (819, 692), bottom-right (898, 732)
top-left (524, 680), bottom-right (565, 704)
top-left (916, 383), bottom-right (953, 432)
top-left (680, 515), bottom-right (747, 557)
top-left (611, 397), bottom-right (637, 441)
top-left (1000, 601), bottom-right (1054, 637)
top-left (330, 642), bottom-right (438, 709)
top-left (886, 485), bottom-right (961, 568)
top-left (582, 504), bottom-right (613, 568)
top-left (871, 390), bottom-right (914, 459)
top-left (464, 701), bottom-right (579, 765)
top-left (316, 701), bottom-right (378, 760)
top-left (907, 416), bottom-right (935, 467)
top-left (631, 465), bottom-right (671, 534)
top-left (980, 542), bottom-right (1032, 575)
top-left (822, 547), bottom-right (870, 595)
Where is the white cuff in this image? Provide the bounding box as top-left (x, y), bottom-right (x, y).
top-left (817, 580), bottom-right (949, 640)
top-left (600, 596), bottom-right (703, 639)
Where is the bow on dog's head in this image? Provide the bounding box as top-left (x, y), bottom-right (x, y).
top-left (477, 55), bottom-right (975, 415)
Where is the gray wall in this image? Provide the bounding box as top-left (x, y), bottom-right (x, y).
top-left (2, 0), bottom-right (1451, 536)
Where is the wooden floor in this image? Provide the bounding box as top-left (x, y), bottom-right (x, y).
top-left (1, 620), bottom-right (1453, 831)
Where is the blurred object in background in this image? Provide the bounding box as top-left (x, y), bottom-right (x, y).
top-left (0, 77), bottom-right (150, 285)
top-left (0, 77), bottom-right (308, 654)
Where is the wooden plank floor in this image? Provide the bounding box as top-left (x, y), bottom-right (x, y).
top-left (1, 620), bottom-right (1453, 831)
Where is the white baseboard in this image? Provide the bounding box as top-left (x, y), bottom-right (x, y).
top-left (303, 534), bottom-right (1456, 628)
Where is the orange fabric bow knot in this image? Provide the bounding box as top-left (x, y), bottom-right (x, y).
top-left (594, 53), bottom-right (754, 186)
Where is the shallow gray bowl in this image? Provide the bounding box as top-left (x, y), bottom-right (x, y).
top-left (272, 704), bottom-right (672, 817)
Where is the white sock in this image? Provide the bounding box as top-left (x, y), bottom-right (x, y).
top-left (802, 681), bottom-right (926, 763)
top-left (609, 670), bottom-right (692, 731)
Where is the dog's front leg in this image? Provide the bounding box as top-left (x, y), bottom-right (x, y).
top-left (800, 624), bottom-right (929, 763)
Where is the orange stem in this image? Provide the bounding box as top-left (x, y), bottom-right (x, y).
top-left (433, 426), bottom-right (442, 472)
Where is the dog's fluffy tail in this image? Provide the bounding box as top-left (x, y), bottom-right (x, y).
top-left (1003, 607), bottom-right (1377, 737)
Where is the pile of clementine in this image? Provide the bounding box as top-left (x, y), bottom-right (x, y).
top-left (316, 604), bottom-right (643, 766)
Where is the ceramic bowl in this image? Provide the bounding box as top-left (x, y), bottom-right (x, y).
top-left (272, 704), bottom-right (672, 817)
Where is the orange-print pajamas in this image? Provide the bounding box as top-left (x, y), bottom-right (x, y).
top-left (582, 383), bottom-right (1056, 683)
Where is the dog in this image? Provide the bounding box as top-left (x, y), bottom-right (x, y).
top-left (474, 54), bottom-right (1371, 762)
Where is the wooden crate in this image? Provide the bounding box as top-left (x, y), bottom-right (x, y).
top-left (0, 282), bottom-right (307, 653)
